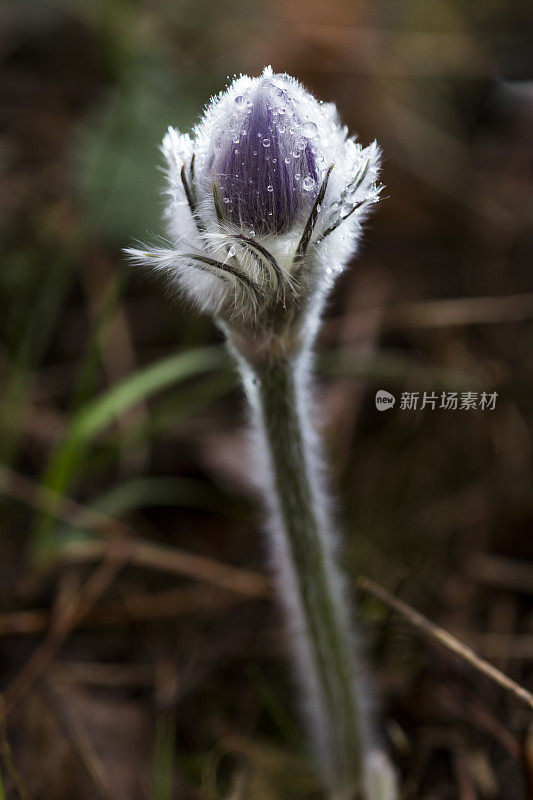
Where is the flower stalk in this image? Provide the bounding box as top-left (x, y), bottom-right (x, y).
top-left (241, 349), bottom-right (364, 793)
top-left (127, 66), bottom-right (397, 799)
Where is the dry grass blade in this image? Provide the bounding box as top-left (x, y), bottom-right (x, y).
top-left (2, 538), bottom-right (128, 715)
top-left (468, 552), bottom-right (533, 596)
top-left (0, 704), bottom-right (32, 800)
top-left (326, 291), bottom-right (533, 343)
top-left (71, 583), bottom-right (255, 624)
top-left (359, 576), bottom-right (533, 710)
top-left (0, 586), bottom-right (255, 638)
top-left (41, 681), bottom-right (117, 800)
top-left (0, 463), bottom-right (271, 598)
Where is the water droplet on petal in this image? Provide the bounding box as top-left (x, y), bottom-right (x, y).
top-left (267, 184), bottom-right (274, 192)
top-left (302, 121), bottom-right (318, 138)
top-left (234, 95), bottom-right (245, 106)
top-left (262, 138), bottom-right (271, 148)
top-left (227, 245), bottom-right (236, 257)
top-left (303, 176), bottom-right (316, 191)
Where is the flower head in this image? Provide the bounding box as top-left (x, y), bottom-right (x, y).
top-left (127, 67), bottom-right (381, 347)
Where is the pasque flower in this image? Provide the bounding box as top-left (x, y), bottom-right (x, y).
top-left (128, 67), bottom-right (396, 800)
top-left (127, 66), bottom-right (381, 346)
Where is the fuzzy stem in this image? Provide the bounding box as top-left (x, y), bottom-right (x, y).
top-left (240, 350), bottom-right (369, 798)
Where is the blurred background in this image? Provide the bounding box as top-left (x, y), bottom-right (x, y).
top-left (1, 0), bottom-right (533, 798)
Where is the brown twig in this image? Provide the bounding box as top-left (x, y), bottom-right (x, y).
top-left (359, 576), bottom-right (533, 710)
top-left (2, 538), bottom-right (128, 715)
top-left (51, 661), bottom-right (153, 688)
top-left (325, 292), bottom-right (533, 343)
top-left (0, 463), bottom-right (271, 599)
top-left (41, 681), bottom-right (117, 800)
top-left (0, 585), bottom-right (258, 638)
top-left (0, 701), bottom-right (32, 800)
top-left (468, 552), bottom-right (533, 596)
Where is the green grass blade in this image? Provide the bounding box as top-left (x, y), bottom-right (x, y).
top-left (32, 346), bottom-right (229, 559)
top-left (151, 713), bottom-right (177, 800)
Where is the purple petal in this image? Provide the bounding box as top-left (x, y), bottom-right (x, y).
top-left (208, 80), bottom-right (318, 234)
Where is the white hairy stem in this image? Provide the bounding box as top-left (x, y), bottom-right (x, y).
top-left (234, 342), bottom-right (378, 799)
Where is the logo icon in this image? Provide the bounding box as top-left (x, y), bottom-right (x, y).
top-left (375, 390), bottom-right (396, 411)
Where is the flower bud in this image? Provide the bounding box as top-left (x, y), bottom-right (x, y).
top-left (126, 66), bottom-right (382, 329)
top-left (206, 74), bottom-right (320, 234)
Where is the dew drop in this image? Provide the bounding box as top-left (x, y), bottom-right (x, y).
top-left (249, 228), bottom-right (255, 236)
top-left (227, 246), bottom-right (236, 257)
top-left (223, 197), bottom-right (230, 204)
top-left (284, 157), bottom-right (291, 164)
top-left (302, 176), bottom-right (316, 191)
top-left (302, 121), bottom-right (318, 139)
top-left (234, 95), bottom-right (245, 106)
top-left (267, 184), bottom-right (274, 192)
top-left (262, 138), bottom-right (271, 148)
top-left (295, 173), bottom-right (301, 181)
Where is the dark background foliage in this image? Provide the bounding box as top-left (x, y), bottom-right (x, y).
top-left (1, 0), bottom-right (532, 798)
